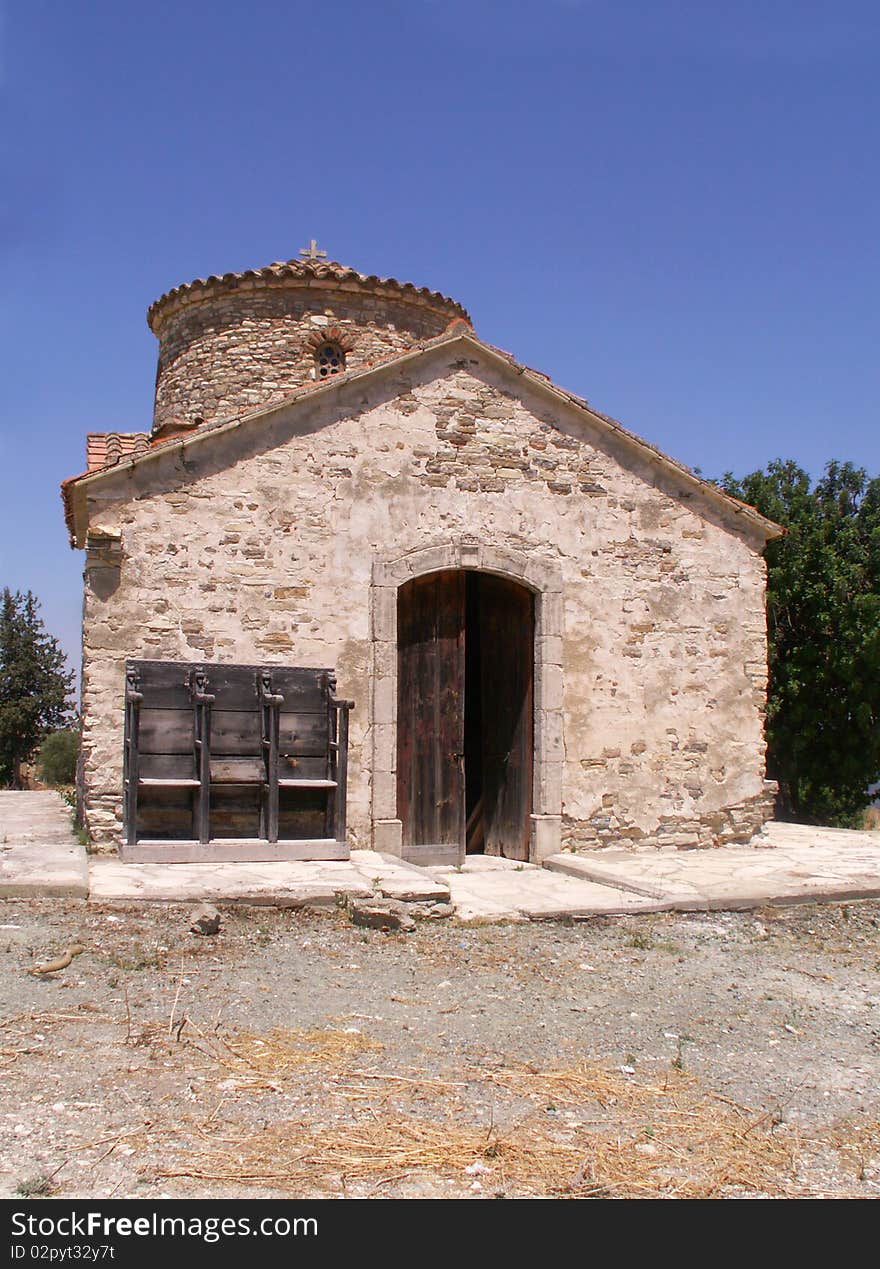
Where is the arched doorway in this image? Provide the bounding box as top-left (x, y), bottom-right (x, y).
top-left (396, 570), bottom-right (534, 865)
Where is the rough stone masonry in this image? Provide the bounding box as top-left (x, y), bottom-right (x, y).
top-left (63, 254), bottom-right (780, 858)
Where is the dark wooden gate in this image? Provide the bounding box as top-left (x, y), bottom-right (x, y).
top-left (122, 661), bottom-right (353, 863)
top-left (397, 571), bottom-right (466, 865)
top-left (479, 574), bottom-right (534, 861)
top-left (396, 570), bottom-right (533, 865)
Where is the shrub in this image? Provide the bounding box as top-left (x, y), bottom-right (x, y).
top-left (37, 728), bottom-right (79, 786)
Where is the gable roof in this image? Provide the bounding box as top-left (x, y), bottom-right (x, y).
top-left (62, 326), bottom-right (783, 548)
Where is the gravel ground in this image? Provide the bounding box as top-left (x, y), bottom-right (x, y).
top-left (1, 897), bottom-right (879, 1199)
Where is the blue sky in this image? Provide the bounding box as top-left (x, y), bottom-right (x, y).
top-left (1, 0), bottom-right (878, 675)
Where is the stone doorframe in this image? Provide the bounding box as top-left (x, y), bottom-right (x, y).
top-left (370, 539), bottom-right (563, 863)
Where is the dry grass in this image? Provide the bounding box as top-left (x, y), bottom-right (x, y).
top-left (486, 1059), bottom-right (664, 1110)
top-left (3, 1001), bottom-right (875, 1197)
top-left (153, 1108), bottom-right (797, 1199)
top-left (181, 1024), bottom-right (382, 1092)
top-left (150, 1046), bottom-right (804, 1198)
top-left (5, 1001), bottom-right (868, 1199)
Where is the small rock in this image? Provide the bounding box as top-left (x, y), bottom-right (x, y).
top-left (190, 903), bottom-right (221, 936)
top-left (349, 899), bottom-right (415, 933)
top-left (408, 901), bottom-right (454, 920)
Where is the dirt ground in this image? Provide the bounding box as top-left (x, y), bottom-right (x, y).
top-left (1, 897), bottom-right (878, 1199)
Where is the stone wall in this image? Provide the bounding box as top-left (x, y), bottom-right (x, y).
top-left (78, 347), bottom-right (773, 855)
top-left (151, 282), bottom-right (464, 434)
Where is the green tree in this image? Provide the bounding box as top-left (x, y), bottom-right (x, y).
top-left (720, 460), bottom-right (880, 826)
top-left (37, 728), bottom-right (79, 786)
top-left (0, 590), bottom-right (74, 788)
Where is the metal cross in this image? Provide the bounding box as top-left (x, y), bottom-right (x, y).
top-left (299, 239), bottom-right (328, 261)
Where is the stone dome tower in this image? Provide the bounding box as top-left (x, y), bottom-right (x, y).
top-left (146, 247), bottom-right (470, 435)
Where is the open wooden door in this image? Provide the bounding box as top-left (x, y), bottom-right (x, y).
top-left (479, 574), bottom-right (534, 861)
top-left (397, 571), bottom-right (466, 865)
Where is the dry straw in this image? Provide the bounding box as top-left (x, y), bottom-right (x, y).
top-left (151, 1036), bottom-right (804, 1198)
top-left (183, 1024), bottom-right (382, 1092)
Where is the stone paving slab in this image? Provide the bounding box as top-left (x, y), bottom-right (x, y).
top-left (88, 858), bottom-right (374, 907)
top-left (349, 850), bottom-right (451, 902)
top-left (0, 841), bottom-right (89, 899)
top-left (0, 791), bottom-right (81, 845)
top-left (544, 821), bottom-right (880, 911)
top-left (428, 858), bottom-right (664, 923)
top-left (0, 792), bottom-right (89, 898)
top-left (4, 792), bottom-right (879, 918)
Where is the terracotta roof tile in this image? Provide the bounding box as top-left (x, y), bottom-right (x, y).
top-left (147, 258), bottom-right (470, 332)
top-left (86, 432), bottom-right (150, 472)
top-left (61, 432), bottom-right (153, 538)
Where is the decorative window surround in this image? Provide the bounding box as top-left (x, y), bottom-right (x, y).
top-left (313, 341), bottom-right (346, 378)
top-left (369, 539), bottom-right (564, 863)
top-left (307, 325), bottom-right (355, 381)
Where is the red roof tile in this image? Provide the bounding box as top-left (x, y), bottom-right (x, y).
top-left (147, 257), bottom-right (470, 332)
top-left (86, 432), bottom-right (150, 472)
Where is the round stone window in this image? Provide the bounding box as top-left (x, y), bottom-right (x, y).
top-left (315, 341), bottom-right (346, 378)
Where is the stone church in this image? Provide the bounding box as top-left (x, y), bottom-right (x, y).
top-left (62, 245), bottom-right (780, 865)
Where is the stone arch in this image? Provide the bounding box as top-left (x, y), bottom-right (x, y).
top-left (370, 538), bottom-right (563, 862)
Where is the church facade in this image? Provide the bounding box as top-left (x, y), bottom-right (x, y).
top-left (62, 249), bottom-right (780, 864)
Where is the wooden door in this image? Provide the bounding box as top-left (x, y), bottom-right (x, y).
top-left (479, 574), bottom-right (534, 860)
top-left (397, 571), bottom-right (466, 864)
